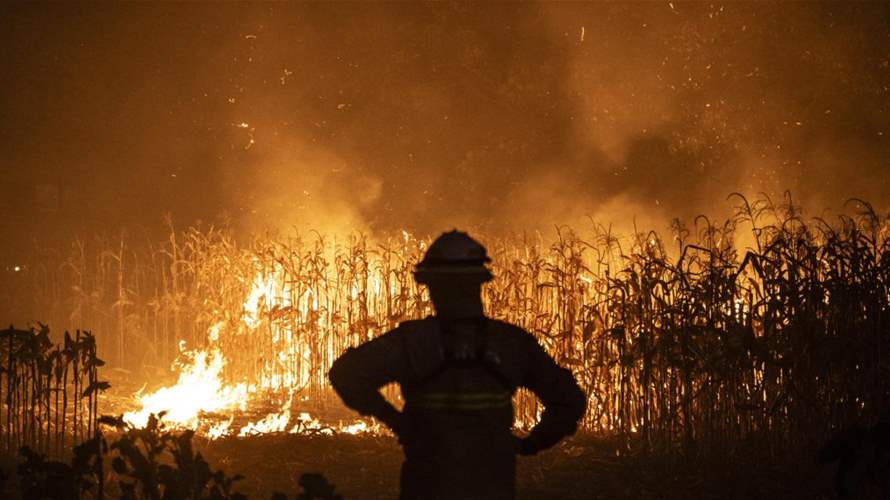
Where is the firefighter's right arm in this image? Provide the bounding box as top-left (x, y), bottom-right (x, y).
top-left (328, 330), bottom-right (408, 434)
top-left (518, 334), bottom-right (587, 455)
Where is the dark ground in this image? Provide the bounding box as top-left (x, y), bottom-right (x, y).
top-left (96, 379), bottom-right (837, 498)
top-left (193, 433), bottom-right (838, 500)
top-left (0, 430), bottom-right (850, 499)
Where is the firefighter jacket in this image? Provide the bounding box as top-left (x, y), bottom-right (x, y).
top-left (328, 316), bottom-right (587, 500)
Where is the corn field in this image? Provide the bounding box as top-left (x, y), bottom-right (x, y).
top-left (2, 194), bottom-right (889, 455)
top-left (0, 326), bottom-right (106, 457)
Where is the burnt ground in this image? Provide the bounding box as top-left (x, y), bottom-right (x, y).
top-left (194, 433), bottom-right (839, 500)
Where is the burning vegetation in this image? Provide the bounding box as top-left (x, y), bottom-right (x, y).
top-left (2, 194), bottom-right (888, 464)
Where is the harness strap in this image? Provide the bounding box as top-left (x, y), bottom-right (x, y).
top-left (413, 318), bottom-right (514, 411)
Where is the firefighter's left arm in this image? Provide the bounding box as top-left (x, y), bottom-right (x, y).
top-left (328, 329), bottom-right (408, 433)
top-left (518, 334), bottom-right (587, 455)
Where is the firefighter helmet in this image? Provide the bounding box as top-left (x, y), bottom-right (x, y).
top-left (414, 230), bottom-right (493, 284)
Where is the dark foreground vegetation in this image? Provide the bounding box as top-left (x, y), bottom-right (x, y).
top-left (0, 414), bottom-right (346, 500)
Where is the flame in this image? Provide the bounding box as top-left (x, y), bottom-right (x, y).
top-left (340, 420), bottom-right (375, 435)
top-left (239, 397), bottom-right (292, 436)
top-left (123, 341), bottom-right (249, 429)
top-left (208, 417), bottom-right (234, 440)
top-left (123, 267), bottom-right (382, 438)
top-left (289, 412), bottom-right (333, 435)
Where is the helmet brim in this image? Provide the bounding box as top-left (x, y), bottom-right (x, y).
top-left (413, 266), bottom-right (493, 284)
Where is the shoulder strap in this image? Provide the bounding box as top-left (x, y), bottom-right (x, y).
top-left (402, 317), bottom-right (446, 380)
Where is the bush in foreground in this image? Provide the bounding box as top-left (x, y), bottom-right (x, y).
top-left (8, 413), bottom-right (341, 500)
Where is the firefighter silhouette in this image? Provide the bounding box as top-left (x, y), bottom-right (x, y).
top-left (329, 230), bottom-right (586, 500)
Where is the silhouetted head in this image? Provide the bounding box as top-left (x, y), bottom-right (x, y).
top-left (414, 230), bottom-right (491, 319)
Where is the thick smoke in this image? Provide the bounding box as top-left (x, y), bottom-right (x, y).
top-left (1, 3), bottom-right (888, 244)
